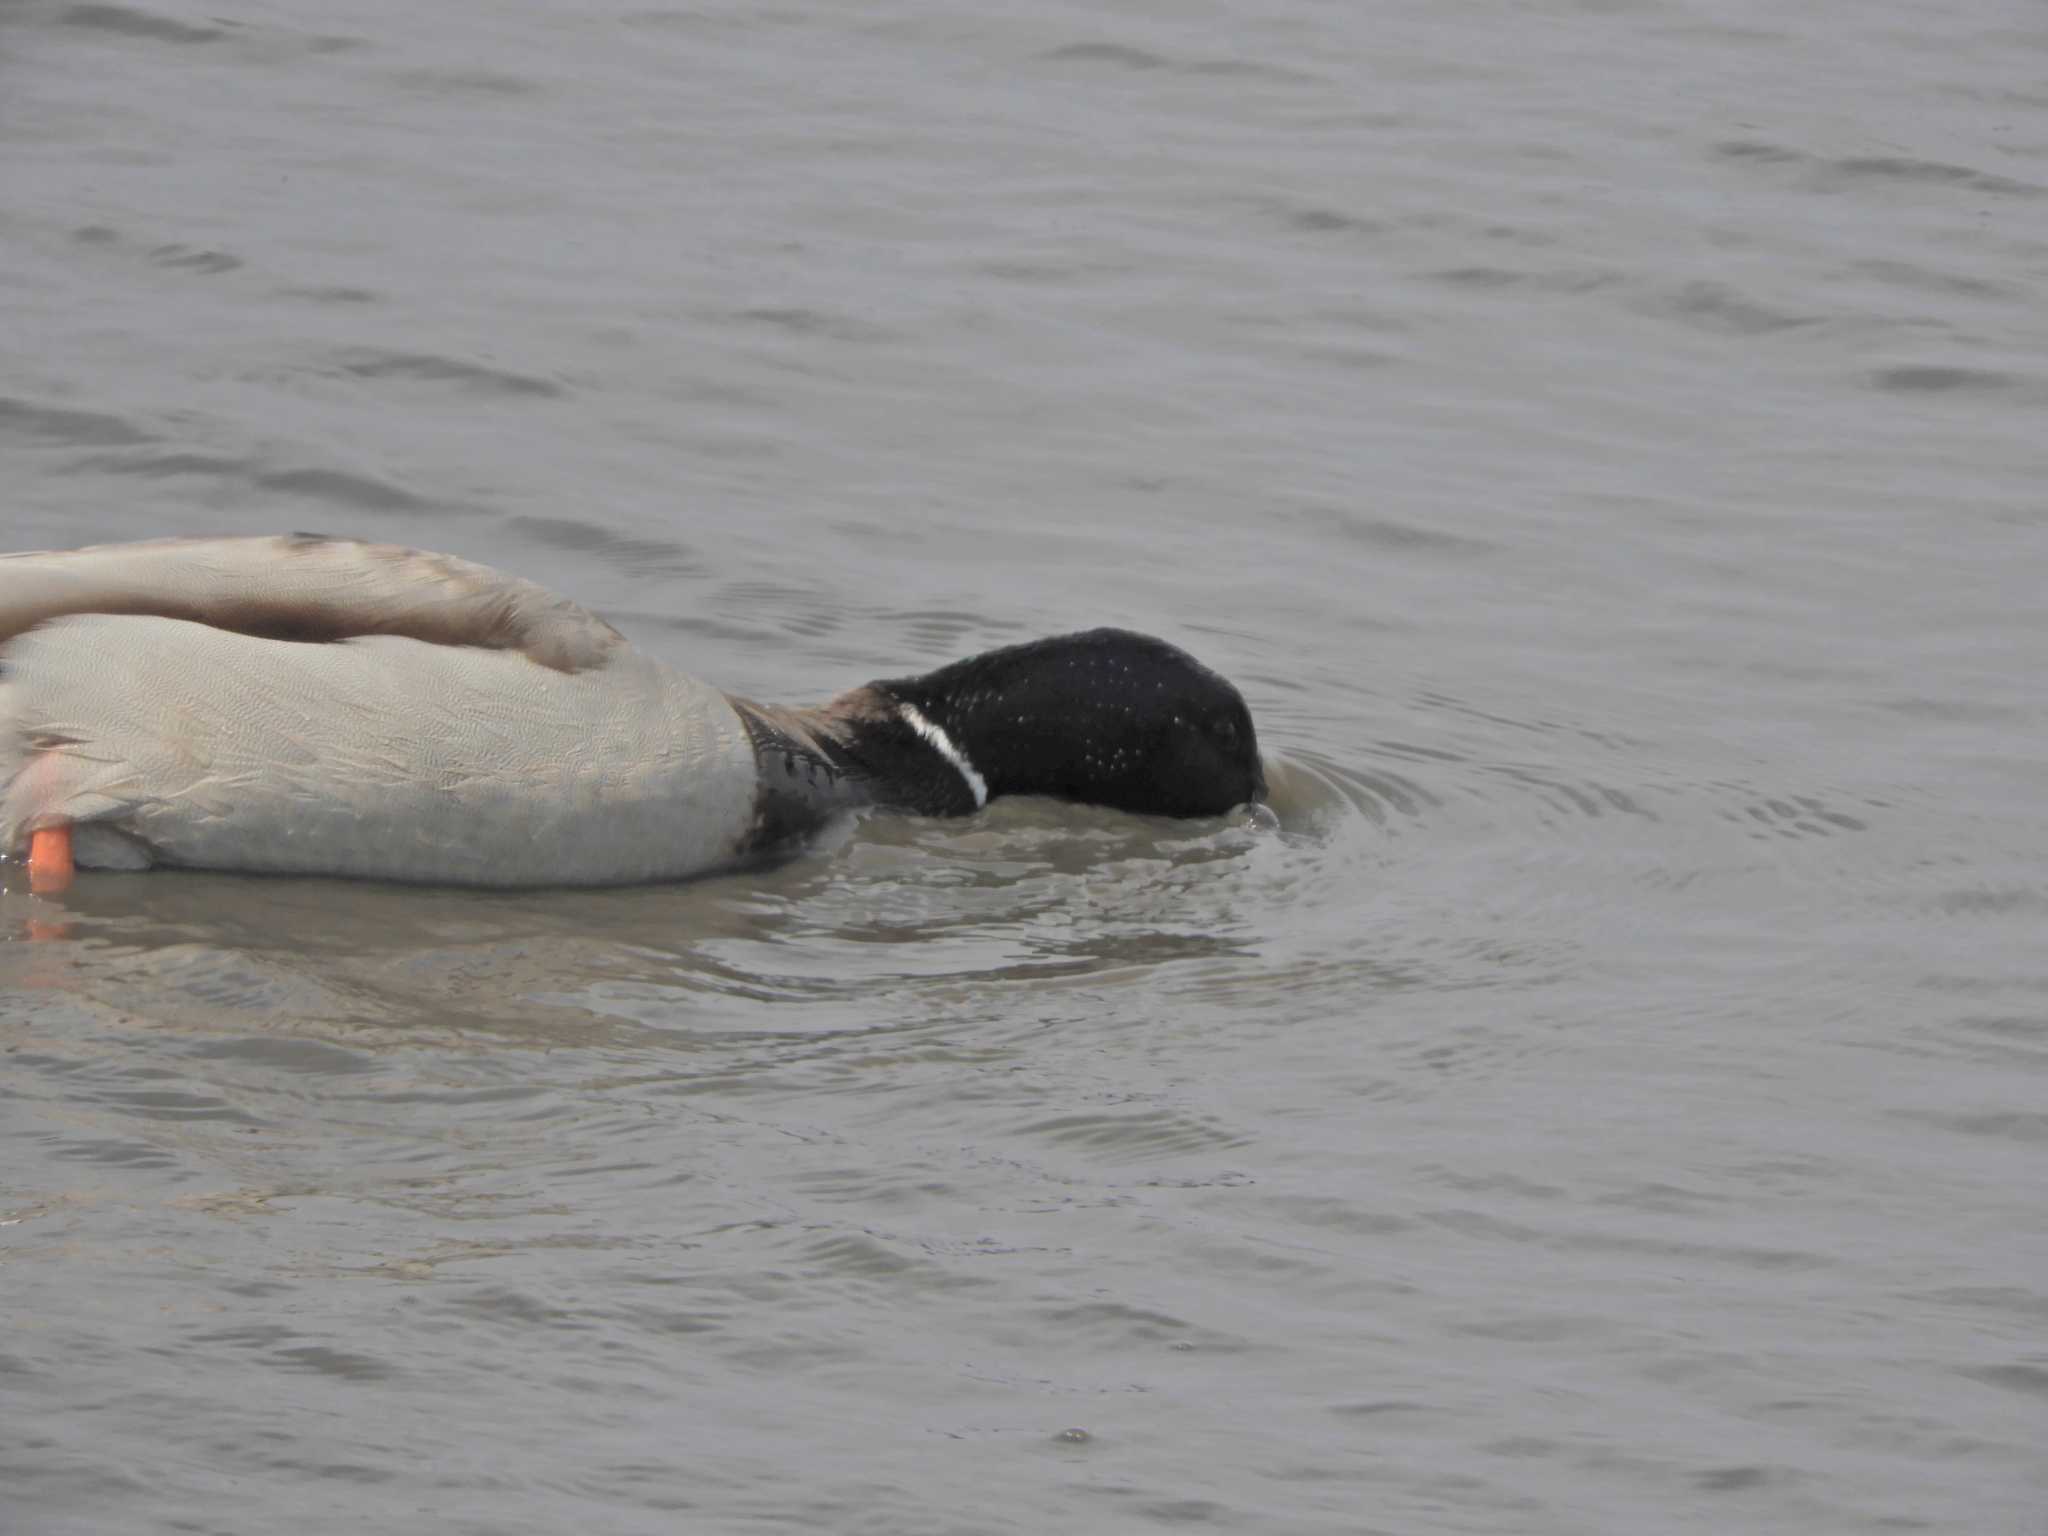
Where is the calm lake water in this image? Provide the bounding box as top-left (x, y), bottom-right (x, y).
top-left (4, 1), bottom-right (2046, 1531)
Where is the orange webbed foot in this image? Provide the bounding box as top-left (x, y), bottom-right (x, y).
top-left (28, 824), bottom-right (75, 895)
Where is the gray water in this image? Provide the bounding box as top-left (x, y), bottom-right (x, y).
top-left (4, 1), bottom-right (2045, 1531)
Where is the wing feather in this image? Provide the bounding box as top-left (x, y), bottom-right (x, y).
top-left (0, 534), bottom-right (624, 673)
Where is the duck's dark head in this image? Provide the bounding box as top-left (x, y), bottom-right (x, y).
top-left (855, 628), bottom-right (1265, 819)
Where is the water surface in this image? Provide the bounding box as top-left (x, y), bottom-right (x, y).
top-left (4, 1), bottom-right (2046, 1531)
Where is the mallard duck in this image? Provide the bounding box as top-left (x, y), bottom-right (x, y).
top-left (2, 535), bottom-right (1264, 890)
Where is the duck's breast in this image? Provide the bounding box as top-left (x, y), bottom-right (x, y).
top-left (2, 615), bottom-right (760, 886)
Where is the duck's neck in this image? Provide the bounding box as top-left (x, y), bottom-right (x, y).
top-left (814, 684), bottom-right (988, 815)
top-left (725, 687), bottom-right (982, 853)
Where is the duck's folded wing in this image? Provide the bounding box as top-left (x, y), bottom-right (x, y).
top-left (0, 534), bottom-right (624, 673)
top-left (1, 615), bottom-right (761, 886)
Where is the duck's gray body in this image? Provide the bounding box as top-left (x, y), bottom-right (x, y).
top-left (1, 537), bottom-right (771, 885)
top-left (4, 614), bottom-right (760, 884)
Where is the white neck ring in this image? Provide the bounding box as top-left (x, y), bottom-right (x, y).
top-left (896, 702), bottom-right (989, 809)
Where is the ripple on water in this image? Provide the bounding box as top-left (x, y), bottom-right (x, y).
top-left (0, 396), bottom-right (154, 449)
top-left (1040, 41), bottom-right (1168, 71)
top-left (1263, 747), bottom-right (1437, 829)
top-left (59, 3), bottom-right (224, 45)
top-left (390, 67), bottom-right (542, 97)
top-left (42, 1135), bottom-right (183, 1169)
top-left (186, 1036), bottom-right (379, 1076)
top-left (506, 514), bottom-right (701, 576)
top-left (1010, 1106), bottom-right (1250, 1162)
top-left (251, 466), bottom-right (431, 514)
top-left (1653, 279), bottom-right (1819, 337)
top-left (145, 243), bottom-right (240, 275)
top-left (333, 349), bottom-right (564, 399)
top-left (1868, 364), bottom-right (2028, 397)
top-left (185, 1324), bottom-right (397, 1382)
top-left (1714, 138), bottom-right (2045, 199)
top-left (78, 449), bottom-right (259, 480)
